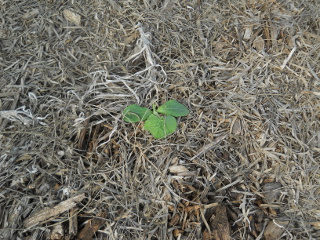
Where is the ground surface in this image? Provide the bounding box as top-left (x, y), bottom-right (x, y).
top-left (1, 0), bottom-right (320, 239)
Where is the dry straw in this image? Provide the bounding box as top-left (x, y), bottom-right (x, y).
top-left (0, 0), bottom-right (319, 239)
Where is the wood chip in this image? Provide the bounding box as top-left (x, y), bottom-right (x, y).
top-left (24, 194), bottom-right (86, 228)
top-left (203, 205), bottom-right (230, 240)
top-left (231, 118), bottom-right (241, 135)
top-left (50, 223), bottom-right (64, 240)
top-left (262, 182), bottom-right (282, 203)
top-left (76, 212), bottom-right (107, 240)
top-left (63, 9), bottom-right (81, 26)
top-left (252, 36), bottom-right (265, 52)
top-left (169, 165), bottom-right (189, 174)
top-left (243, 26), bottom-right (252, 41)
top-left (264, 219), bottom-right (289, 240)
top-left (169, 214), bottom-right (180, 227)
top-left (310, 221), bottom-right (320, 230)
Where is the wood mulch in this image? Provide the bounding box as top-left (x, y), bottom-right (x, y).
top-left (1, 0), bottom-right (319, 239)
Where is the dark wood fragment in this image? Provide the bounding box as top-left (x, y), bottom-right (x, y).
top-left (264, 219), bottom-right (289, 240)
top-left (76, 212), bottom-right (107, 240)
top-left (203, 205), bottom-right (230, 240)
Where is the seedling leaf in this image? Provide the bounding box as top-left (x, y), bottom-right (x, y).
top-left (144, 114), bottom-right (177, 139)
top-left (123, 104), bottom-right (152, 123)
top-left (157, 100), bottom-right (189, 117)
top-left (164, 115), bottom-right (177, 134)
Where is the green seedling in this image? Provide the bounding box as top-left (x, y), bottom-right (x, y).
top-left (123, 104), bottom-right (152, 123)
top-left (123, 100), bottom-right (189, 139)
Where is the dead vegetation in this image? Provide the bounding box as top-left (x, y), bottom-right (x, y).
top-left (0, 0), bottom-right (320, 239)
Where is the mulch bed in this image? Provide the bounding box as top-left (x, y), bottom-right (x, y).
top-left (1, 0), bottom-right (320, 239)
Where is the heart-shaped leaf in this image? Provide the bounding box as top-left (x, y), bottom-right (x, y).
top-left (123, 104), bottom-right (152, 123)
top-left (143, 114), bottom-right (177, 139)
top-left (157, 100), bottom-right (189, 117)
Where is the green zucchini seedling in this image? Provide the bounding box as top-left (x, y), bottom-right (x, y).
top-left (123, 100), bottom-right (189, 139)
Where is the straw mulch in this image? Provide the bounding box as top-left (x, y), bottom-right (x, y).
top-left (1, 0), bottom-right (319, 239)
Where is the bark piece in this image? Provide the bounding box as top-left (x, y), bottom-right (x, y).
top-left (50, 223), bottom-right (64, 240)
top-left (263, 182), bottom-right (282, 203)
top-left (253, 36), bottom-right (265, 52)
top-left (77, 212), bottom-right (107, 240)
top-left (63, 9), bottom-right (81, 26)
top-left (24, 194), bottom-right (86, 228)
top-left (169, 165), bottom-right (189, 174)
top-left (203, 205), bottom-right (230, 240)
top-left (264, 219), bottom-right (289, 240)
